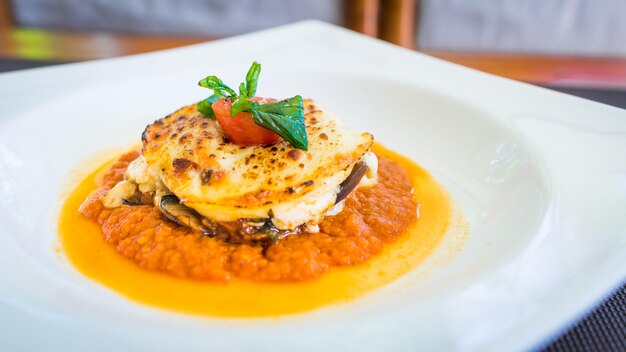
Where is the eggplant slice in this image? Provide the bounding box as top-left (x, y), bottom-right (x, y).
top-left (335, 161), bottom-right (369, 204)
top-left (159, 160), bottom-right (369, 244)
top-left (160, 194), bottom-right (214, 235)
top-left (159, 194), bottom-right (298, 245)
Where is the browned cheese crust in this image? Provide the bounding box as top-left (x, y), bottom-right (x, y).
top-left (141, 99), bottom-right (373, 208)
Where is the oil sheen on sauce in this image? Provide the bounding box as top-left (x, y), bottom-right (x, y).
top-left (58, 144), bottom-right (452, 317)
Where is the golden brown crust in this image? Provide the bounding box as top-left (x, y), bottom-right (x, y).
top-left (141, 99), bottom-right (373, 208)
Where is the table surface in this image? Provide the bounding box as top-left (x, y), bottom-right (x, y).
top-left (2, 27), bottom-right (626, 89)
top-left (1, 27), bottom-right (625, 352)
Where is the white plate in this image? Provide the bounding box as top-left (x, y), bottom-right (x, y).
top-left (1, 21), bottom-right (625, 352)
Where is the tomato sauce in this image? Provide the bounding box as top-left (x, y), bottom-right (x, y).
top-left (59, 144), bottom-right (452, 317)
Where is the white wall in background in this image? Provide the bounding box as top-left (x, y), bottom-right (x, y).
top-left (419, 0), bottom-right (626, 57)
top-left (12, 0), bottom-right (343, 37)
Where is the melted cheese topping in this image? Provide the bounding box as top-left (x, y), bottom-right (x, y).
top-left (119, 99), bottom-right (377, 229)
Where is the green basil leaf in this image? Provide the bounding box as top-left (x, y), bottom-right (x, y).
top-left (230, 96), bottom-right (255, 116)
top-left (198, 76), bottom-right (236, 96)
top-left (197, 93), bottom-right (223, 119)
top-left (238, 82), bottom-right (248, 99)
top-left (196, 63), bottom-right (309, 150)
top-left (245, 61), bottom-right (261, 97)
top-left (249, 95), bottom-right (308, 151)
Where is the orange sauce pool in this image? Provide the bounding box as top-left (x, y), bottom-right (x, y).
top-left (58, 144), bottom-right (452, 317)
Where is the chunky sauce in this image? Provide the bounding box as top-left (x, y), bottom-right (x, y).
top-left (59, 144), bottom-right (451, 317)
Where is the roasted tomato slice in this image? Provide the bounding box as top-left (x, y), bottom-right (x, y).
top-left (212, 97), bottom-right (280, 146)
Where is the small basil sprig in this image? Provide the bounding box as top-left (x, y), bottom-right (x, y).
top-left (245, 61), bottom-right (261, 96)
top-left (197, 61), bottom-right (308, 151)
top-left (196, 93), bottom-right (223, 118)
top-left (198, 76), bottom-right (236, 96)
top-left (249, 96), bottom-right (307, 150)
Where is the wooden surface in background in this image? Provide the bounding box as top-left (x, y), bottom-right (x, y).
top-left (1, 28), bottom-right (625, 88)
top-left (0, 0), bottom-right (14, 28)
top-left (427, 51), bottom-right (626, 87)
top-left (0, 28), bottom-right (208, 61)
top-left (345, 0), bottom-right (379, 37)
top-left (380, 0), bottom-right (417, 48)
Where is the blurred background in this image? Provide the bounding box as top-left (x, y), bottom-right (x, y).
top-left (6, 0), bottom-right (626, 56)
top-left (1, 0), bottom-right (625, 108)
